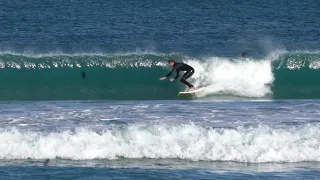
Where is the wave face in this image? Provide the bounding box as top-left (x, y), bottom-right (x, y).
top-left (272, 52), bottom-right (320, 99)
top-left (0, 53), bottom-right (180, 100)
top-left (0, 51), bottom-right (320, 100)
top-left (0, 124), bottom-right (319, 163)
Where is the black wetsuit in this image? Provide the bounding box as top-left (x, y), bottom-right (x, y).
top-left (165, 62), bottom-right (194, 88)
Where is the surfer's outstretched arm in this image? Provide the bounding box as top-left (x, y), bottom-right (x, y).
top-left (166, 68), bottom-right (175, 77)
top-left (159, 68), bottom-right (175, 80)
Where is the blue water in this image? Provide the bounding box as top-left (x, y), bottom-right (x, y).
top-left (1, 166), bottom-right (320, 180)
top-left (0, 100), bottom-right (320, 179)
top-left (1, 0), bottom-right (320, 179)
top-left (2, 0), bottom-right (320, 56)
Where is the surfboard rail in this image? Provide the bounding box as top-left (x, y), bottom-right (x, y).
top-left (178, 87), bottom-right (205, 95)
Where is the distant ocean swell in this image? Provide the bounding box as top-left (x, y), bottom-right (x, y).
top-left (0, 124), bottom-right (319, 162)
top-left (0, 51), bottom-right (320, 100)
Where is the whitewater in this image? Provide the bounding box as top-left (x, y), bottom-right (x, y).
top-left (1, 124), bottom-right (319, 162)
top-left (1, 100), bottom-right (319, 163)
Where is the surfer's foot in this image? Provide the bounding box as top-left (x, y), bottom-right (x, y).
top-left (188, 87), bottom-right (196, 91)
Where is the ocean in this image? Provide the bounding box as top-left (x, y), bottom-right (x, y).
top-left (0, 0), bottom-right (320, 179)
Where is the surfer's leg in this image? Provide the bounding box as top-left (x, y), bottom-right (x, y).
top-left (180, 70), bottom-right (195, 90)
top-left (180, 78), bottom-right (193, 88)
top-left (183, 69), bottom-right (194, 79)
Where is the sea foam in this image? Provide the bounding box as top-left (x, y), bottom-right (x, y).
top-left (0, 124), bottom-right (319, 162)
top-left (185, 56), bottom-right (274, 98)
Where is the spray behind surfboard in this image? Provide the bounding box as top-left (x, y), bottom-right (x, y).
top-left (184, 55), bottom-right (274, 99)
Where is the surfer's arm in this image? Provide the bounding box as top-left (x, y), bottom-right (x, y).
top-left (165, 68), bottom-right (175, 77)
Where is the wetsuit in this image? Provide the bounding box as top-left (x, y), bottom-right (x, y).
top-left (165, 62), bottom-right (194, 88)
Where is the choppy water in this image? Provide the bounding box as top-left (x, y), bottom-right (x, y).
top-left (0, 100), bottom-right (319, 179)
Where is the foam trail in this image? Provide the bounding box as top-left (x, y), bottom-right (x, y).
top-left (185, 57), bottom-right (274, 98)
top-left (0, 124), bottom-right (319, 162)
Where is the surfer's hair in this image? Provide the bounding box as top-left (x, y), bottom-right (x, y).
top-left (168, 60), bottom-right (175, 63)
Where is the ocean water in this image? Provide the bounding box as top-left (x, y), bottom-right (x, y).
top-left (1, 0), bottom-right (320, 179)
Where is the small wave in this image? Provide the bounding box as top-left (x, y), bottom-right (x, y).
top-left (0, 124), bottom-right (319, 163)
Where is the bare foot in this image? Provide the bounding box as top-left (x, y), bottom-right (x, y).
top-left (188, 87), bottom-right (196, 91)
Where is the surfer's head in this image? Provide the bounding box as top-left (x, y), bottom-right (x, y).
top-left (168, 60), bottom-right (175, 67)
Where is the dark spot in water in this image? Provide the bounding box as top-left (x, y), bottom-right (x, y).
top-left (81, 71), bottom-right (86, 79)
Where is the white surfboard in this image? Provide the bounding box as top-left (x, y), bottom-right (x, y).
top-left (178, 87), bottom-right (205, 95)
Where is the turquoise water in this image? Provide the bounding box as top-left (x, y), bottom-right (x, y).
top-left (1, 0), bottom-right (320, 179)
top-left (1, 52), bottom-right (320, 100)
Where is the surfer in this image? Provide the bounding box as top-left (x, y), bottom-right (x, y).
top-left (159, 60), bottom-right (196, 91)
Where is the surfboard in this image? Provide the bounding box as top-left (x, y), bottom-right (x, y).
top-left (178, 87), bottom-right (205, 96)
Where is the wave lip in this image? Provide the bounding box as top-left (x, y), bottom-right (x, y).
top-left (1, 124), bottom-right (319, 163)
top-left (275, 51), bottom-right (320, 70)
top-left (0, 53), bottom-right (170, 69)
